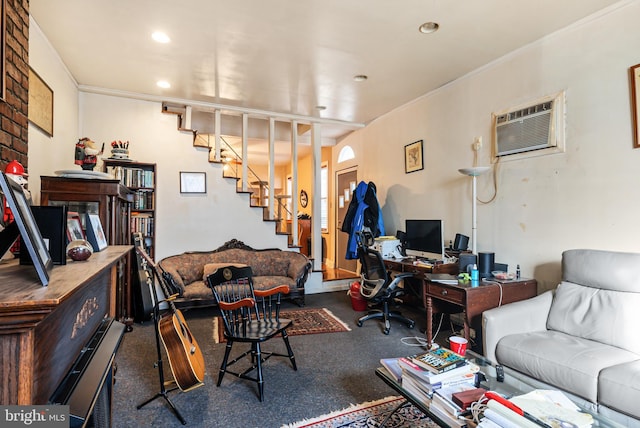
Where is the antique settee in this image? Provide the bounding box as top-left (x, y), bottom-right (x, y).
top-left (483, 249), bottom-right (640, 426)
top-left (158, 239), bottom-right (312, 308)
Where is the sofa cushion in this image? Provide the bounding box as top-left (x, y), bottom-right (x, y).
top-left (563, 249), bottom-right (640, 292)
top-left (254, 275), bottom-right (295, 291)
top-left (547, 281), bottom-right (640, 354)
top-left (496, 330), bottom-right (639, 403)
top-left (599, 359), bottom-right (640, 419)
top-left (203, 262), bottom-right (248, 281)
top-left (252, 256), bottom-right (289, 277)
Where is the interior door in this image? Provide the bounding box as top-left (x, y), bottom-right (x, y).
top-left (336, 169), bottom-right (358, 272)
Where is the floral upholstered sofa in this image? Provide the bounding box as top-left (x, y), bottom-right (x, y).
top-left (158, 239), bottom-right (311, 308)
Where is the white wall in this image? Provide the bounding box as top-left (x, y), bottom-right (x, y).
top-left (335, 1), bottom-right (640, 292)
top-left (79, 93), bottom-right (289, 260)
top-left (28, 17), bottom-right (80, 203)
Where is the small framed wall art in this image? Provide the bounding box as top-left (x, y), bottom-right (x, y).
top-left (404, 140), bottom-right (424, 173)
top-left (180, 171), bottom-right (207, 194)
top-left (630, 63), bottom-right (640, 148)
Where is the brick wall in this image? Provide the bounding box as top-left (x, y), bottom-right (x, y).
top-left (0, 0), bottom-right (29, 173)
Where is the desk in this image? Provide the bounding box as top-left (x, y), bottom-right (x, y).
top-left (424, 276), bottom-right (537, 350)
top-left (384, 259), bottom-right (537, 351)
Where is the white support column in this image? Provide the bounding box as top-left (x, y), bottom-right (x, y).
top-left (241, 113), bottom-right (248, 192)
top-left (268, 118), bottom-right (275, 220)
top-left (311, 123), bottom-right (322, 271)
top-left (214, 109), bottom-right (221, 162)
top-left (184, 105), bottom-right (192, 129)
top-left (291, 121), bottom-right (299, 247)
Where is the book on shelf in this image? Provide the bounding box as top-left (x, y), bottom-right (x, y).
top-left (411, 347), bottom-right (467, 374)
top-left (398, 356), bottom-right (478, 384)
top-left (380, 357), bottom-right (402, 382)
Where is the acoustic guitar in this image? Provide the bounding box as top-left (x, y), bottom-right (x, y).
top-left (136, 248), bottom-right (206, 392)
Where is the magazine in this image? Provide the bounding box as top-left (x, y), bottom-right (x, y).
top-left (411, 347), bottom-right (467, 374)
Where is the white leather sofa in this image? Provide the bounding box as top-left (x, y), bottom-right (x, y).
top-left (483, 249), bottom-right (640, 427)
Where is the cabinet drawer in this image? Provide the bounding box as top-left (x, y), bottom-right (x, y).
top-left (428, 282), bottom-right (464, 304)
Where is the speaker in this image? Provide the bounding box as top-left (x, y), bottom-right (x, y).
top-left (395, 230), bottom-right (407, 256)
top-left (459, 253), bottom-right (477, 273)
top-left (478, 252), bottom-right (495, 278)
top-left (453, 233), bottom-right (469, 251)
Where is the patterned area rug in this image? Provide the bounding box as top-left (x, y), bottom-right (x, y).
top-left (281, 396), bottom-right (438, 428)
top-left (213, 307), bottom-right (351, 343)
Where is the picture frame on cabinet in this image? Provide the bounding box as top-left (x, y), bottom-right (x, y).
top-left (85, 213), bottom-right (108, 251)
top-left (630, 63), bottom-right (640, 148)
top-left (0, 172), bottom-right (52, 286)
top-left (66, 212), bottom-right (85, 241)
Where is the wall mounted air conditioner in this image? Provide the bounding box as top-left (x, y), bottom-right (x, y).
top-left (493, 91), bottom-right (565, 158)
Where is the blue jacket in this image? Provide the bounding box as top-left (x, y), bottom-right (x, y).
top-left (342, 181), bottom-right (385, 259)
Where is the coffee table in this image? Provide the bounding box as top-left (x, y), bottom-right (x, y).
top-left (375, 350), bottom-right (624, 428)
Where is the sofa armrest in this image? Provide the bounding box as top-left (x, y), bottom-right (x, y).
top-left (482, 290), bottom-right (553, 364)
top-left (287, 253), bottom-right (312, 287)
top-left (158, 264), bottom-right (186, 296)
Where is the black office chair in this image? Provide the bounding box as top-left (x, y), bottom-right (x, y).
top-left (355, 232), bottom-right (416, 335)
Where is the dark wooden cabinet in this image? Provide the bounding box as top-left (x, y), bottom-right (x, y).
top-left (0, 246), bottom-right (130, 405)
top-left (40, 176), bottom-right (134, 323)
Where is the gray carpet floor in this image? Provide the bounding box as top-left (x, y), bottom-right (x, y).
top-left (112, 291), bottom-right (454, 428)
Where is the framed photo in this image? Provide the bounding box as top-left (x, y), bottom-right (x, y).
top-left (0, 0), bottom-right (6, 101)
top-left (404, 140), bottom-right (424, 173)
top-left (630, 63), bottom-right (640, 148)
top-left (66, 212), bottom-right (85, 242)
top-left (28, 66), bottom-right (54, 137)
top-left (0, 172), bottom-right (52, 286)
top-left (180, 171), bottom-right (206, 194)
top-left (85, 213), bottom-right (108, 252)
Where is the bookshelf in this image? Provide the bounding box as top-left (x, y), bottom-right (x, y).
top-left (103, 159), bottom-right (156, 259)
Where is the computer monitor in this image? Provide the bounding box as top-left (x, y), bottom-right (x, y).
top-left (404, 219), bottom-right (444, 261)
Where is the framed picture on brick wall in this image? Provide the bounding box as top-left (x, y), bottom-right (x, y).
top-left (0, 0), bottom-right (5, 101)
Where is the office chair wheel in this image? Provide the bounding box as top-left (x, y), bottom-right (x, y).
top-left (356, 320), bottom-right (363, 327)
top-left (384, 320), bottom-right (390, 335)
top-left (408, 321), bottom-right (415, 329)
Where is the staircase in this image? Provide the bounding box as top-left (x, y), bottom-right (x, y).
top-left (161, 102), bottom-right (301, 249)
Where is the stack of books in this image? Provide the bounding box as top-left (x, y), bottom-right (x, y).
top-left (380, 346), bottom-right (484, 427)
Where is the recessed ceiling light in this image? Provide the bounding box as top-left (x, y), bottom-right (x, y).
top-left (353, 75), bottom-right (368, 82)
top-left (152, 31), bottom-right (170, 43)
top-left (419, 22), bottom-right (439, 34)
top-left (157, 80), bottom-right (171, 89)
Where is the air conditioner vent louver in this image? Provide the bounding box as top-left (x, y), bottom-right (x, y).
top-left (495, 99), bottom-right (559, 157)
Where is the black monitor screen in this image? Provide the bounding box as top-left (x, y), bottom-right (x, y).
top-left (405, 219), bottom-right (444, 260)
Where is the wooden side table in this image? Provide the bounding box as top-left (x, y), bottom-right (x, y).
top-left (425, 276), bottom-right (537, 352)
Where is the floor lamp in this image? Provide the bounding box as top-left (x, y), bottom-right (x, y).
top-left (458, 167), bottom-right (490, 255)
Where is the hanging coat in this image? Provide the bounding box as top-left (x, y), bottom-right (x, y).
top-left (342, 181), bottom-right (385, 259)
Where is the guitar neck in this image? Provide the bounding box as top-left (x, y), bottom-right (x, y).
top-left (136, 247), bottom-right (178, 313)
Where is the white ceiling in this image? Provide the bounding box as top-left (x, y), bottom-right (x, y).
top-left (30, 0), bottom-right (621, 153)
